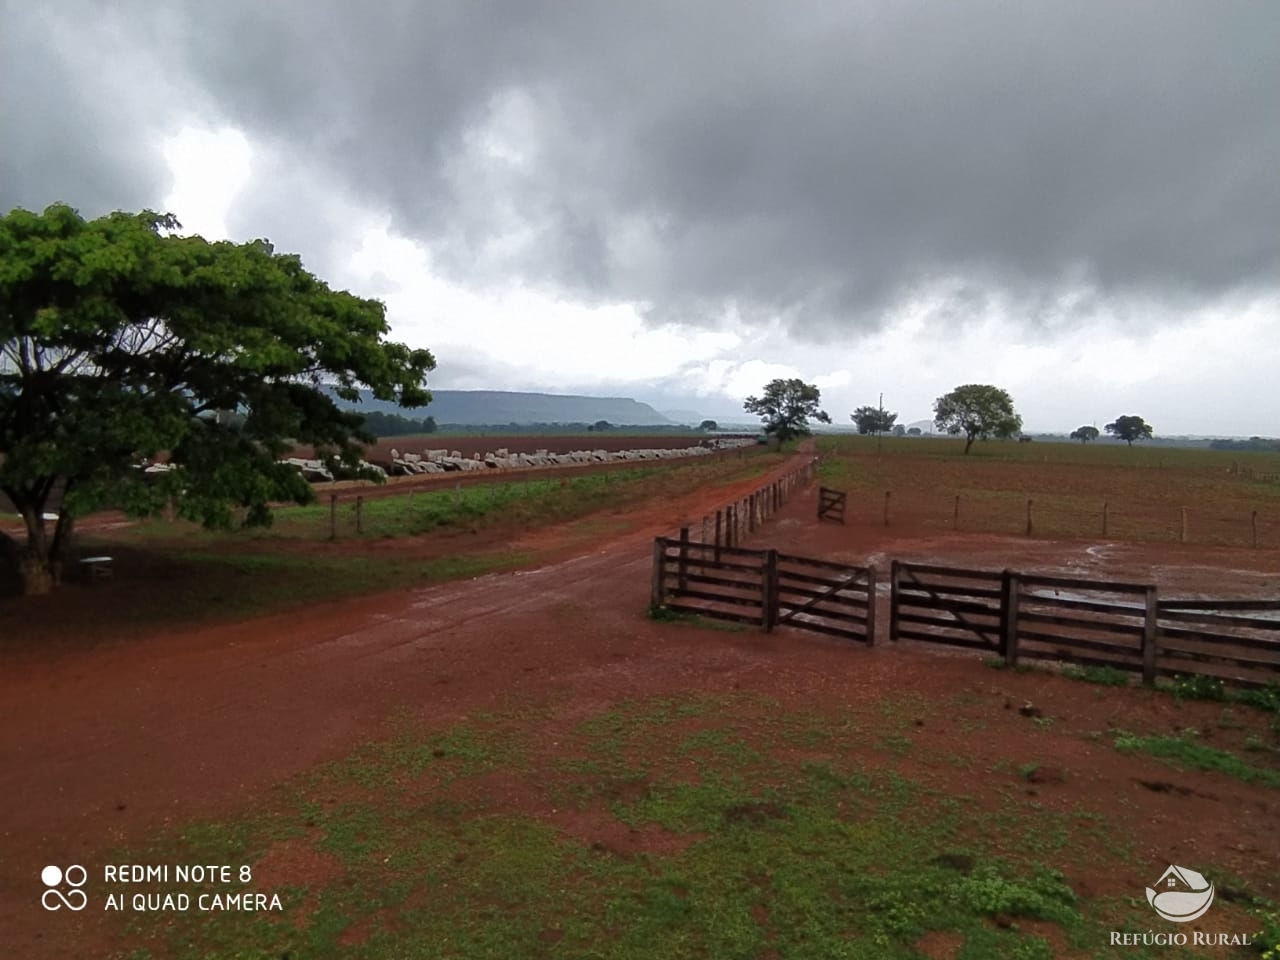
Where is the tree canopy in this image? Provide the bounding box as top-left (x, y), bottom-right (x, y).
top-left (850, 405), bottom-right (898, 435)
top-left (1105, 415), bottom-right (1153, 446)
top-left (1069, 425), bottom-right (1100, 443)
top-left (698, 419), bottom-right (718, 432)
top-left (932, 384), bottom-right (1022, 454)
top-left (743, 378), bottom-right (831, 442)
top-left (0, 204), bottom-right (435, 594)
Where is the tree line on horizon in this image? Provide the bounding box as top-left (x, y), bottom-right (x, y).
top-left (744, 379), bottom-right (1171, 453)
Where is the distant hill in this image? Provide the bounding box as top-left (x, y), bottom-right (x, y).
top-left (323, 388), bottom-right (672, 426)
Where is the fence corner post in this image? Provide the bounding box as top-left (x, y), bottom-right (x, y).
top-left (1142, 584), bottom-right (1159, 687)
top-left (651, 538), bottom-right (667, 610)
top-left (888, 560), bottom-right (901, 643)
top-left (865, 565), bottom-right (878, 646)
top-left (1001, 569), bottom-right (1020, 667)
top-left (763, 548), bottom-right (778, 633)
top-left (678, 526), bottom-right (689, 591)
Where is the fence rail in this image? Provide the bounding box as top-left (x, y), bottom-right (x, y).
top-left (888, 561), bottom-right (1280, 688)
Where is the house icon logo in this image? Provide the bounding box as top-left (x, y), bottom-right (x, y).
top-left (1146, 865), bottom-right (1214, 922)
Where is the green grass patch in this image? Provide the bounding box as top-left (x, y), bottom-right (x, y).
top-left (1061, 664), bottom-right (1133, 688)
top-left (1112, 729), bottom-right (1280, 788)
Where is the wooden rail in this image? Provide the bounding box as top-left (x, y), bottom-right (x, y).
top-left (889, 561), bottom-right (1280, 688)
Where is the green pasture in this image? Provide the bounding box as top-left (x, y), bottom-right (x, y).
top-left (104, 691), bottom-right (1276, 960)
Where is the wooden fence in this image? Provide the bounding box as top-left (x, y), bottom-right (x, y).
top-left (680, 458), bottom-right (820, 554)
top-left (651, 536), bottom-right (875, 643)
top-left (889, 561), bottom-right (1280, 688)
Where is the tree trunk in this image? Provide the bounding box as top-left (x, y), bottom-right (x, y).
top-left (964, 435), bottom-right (975, 455)
top-left (18, 552), bottom-right (56, 595)
top-left (8, 501), bottom-right (68, 596)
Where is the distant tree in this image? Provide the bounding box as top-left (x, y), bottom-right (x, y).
top-left (892, 424), bottom-right (906, 437)
top-left (698, 419), bottom-right (719, 432)
top-left (851, 405), bottom-right (898, 436)
top-left (1105, 415), bottom-right (1154, 446)
top-left (589, 420), bottom-right (613, 431)
top-left (423, 415), bottom-right (437, 434)
top-left (932, 384), bottom-right (1022, 455)
top-left (743, 378), bottom-right (831, 443)
top-left (1069, 425), bottom-right (1100, 444)
top-left (907, 427), bottom-right (922, 436)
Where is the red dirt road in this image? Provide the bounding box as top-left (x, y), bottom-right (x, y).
top-left (2, 448), bottom-right (1278, 958)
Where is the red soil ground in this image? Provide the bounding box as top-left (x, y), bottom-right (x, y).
top-left (2, 446), bottom-right (1277, 958)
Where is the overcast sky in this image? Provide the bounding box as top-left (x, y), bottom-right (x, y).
top-left (3, 1), bottom-right (1278, 433)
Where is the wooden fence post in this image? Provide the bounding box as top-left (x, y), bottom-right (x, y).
top-left (727, 505), bottom-right (735, 548)
top-left (714, 510), bottom-right (722, 562)
top-left (678, 526), bottom-right (689, 592)
top-left (748, 493), bottom-right (756, 533)
top-left (651, 538), bottom-right (666, 609)
top-left (355, 495), bottom-right (364, 534)
top-left (329, 494), bottom-right (337, 540)
top-left (1025, 499), bottom-right (1033, 537)
top-left (953, 495), bottom-right (960, 529)
top-left (888, 560), bottom-right (900, 642)
top-left (762, 549), bottom-right (778, 633)
top-left (1180, 507), bottom-right (1188, 544)
top-left (1102, 501), bottom-right (1108, 537)
top-left (1001, 569), bottom-right (1020, 667)
top-left (1253, 510), bottom-right (1259, 549)
top-left (883, 491), bottom-right (891, 527)
top-left (864, 566), bottom-right (877, 646)
top-left (1142, 585), bottom-right (1159, 687)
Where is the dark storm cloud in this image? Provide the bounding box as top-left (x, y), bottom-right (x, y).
top-left (0, 3), bottom-right (186, 216)
top-left (6, 1), bottom-right (1278, 334)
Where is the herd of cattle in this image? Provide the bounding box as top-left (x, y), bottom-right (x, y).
top-left (280, 437), bottom-right (758, 483)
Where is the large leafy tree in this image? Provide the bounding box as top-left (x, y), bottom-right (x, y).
top-left (743, 378), bottom-right (831, 442)
top-left (932, 384), bottom-right (1022, 454)
top-left (1105, 415), bottom-right (1154, 446)
top-left (851, 404), bottom-right (898, 436)
top-left (0, 204), bottom-right (434, 595)
top-left (1070, 425), bottom-right (1100, 443)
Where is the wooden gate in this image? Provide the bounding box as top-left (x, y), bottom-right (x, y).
top-left (889, 561), bottom-right (1006, 652)
top-left (773, 552), bottom-right (875, 644)
top-left (818, 487), bottom-right (846, 523)
top-left (652, 537), bottom-right (874, 642)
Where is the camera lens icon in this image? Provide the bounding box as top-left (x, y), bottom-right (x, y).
top-left (41, 864), bottom-right (88, 911)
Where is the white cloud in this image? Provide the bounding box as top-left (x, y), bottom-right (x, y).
top-left (162, 127), bottom-right (252, 240)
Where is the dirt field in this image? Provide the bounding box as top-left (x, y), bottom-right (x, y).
top-left (2, 442), bottom-right (1278, 958)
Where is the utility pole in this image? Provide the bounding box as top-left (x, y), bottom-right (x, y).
top-left (877, 391), bottom-right (884, 455)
